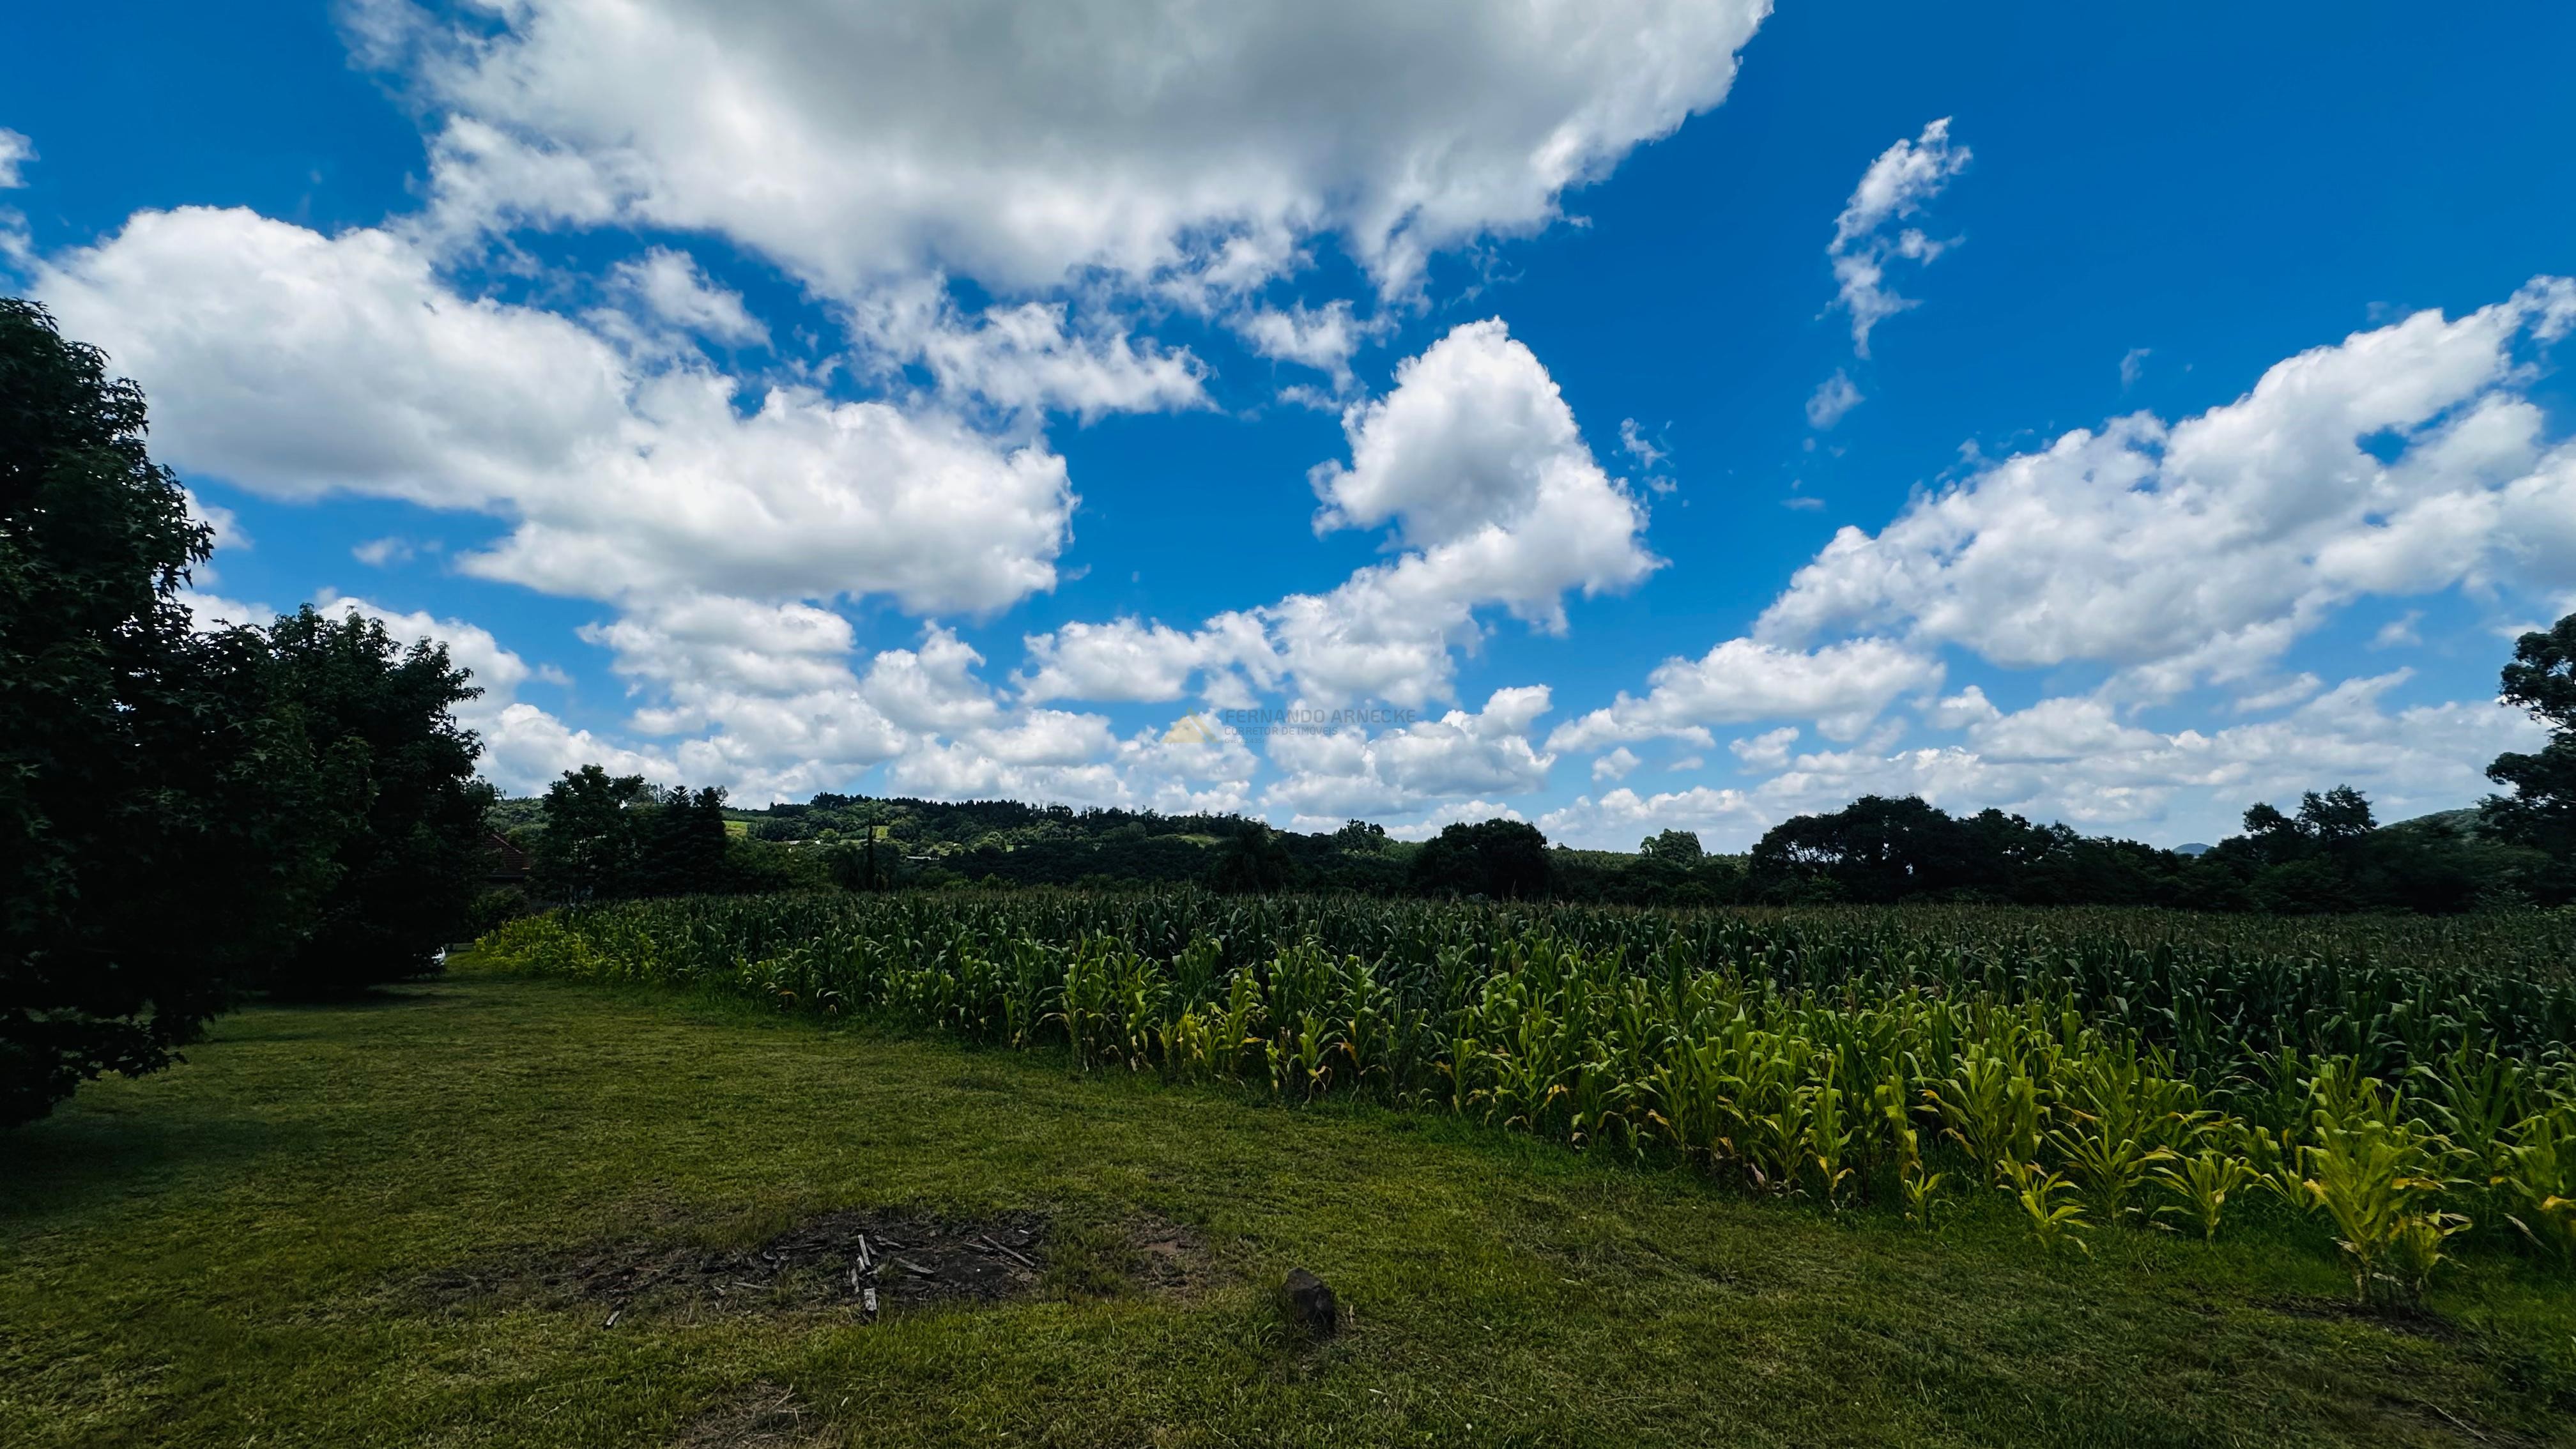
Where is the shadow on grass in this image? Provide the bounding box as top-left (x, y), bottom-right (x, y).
top-left (0, 1110), bottom-right (291, 1221)
top-left (252, 981), bottom-right (456, 1012)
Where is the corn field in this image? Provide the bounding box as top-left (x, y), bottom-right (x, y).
top-left (475, 891), bottom-right (2576, 1306)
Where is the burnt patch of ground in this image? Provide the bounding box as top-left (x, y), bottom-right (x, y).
top-left (423, 1209), bottom-right (1050, 1323)
top-left (419, 1208), bottom-right (1212, 1325)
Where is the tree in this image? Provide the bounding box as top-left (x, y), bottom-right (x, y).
top-left (2485, 612), bottom-right (2576, 862)
top-left (531, 765), bottom-right (652, 902)
top-left (1209, 822), bottom-right (1295, 894)
top-left (1409, 818), bottom-right (1554, 900)
top-left (1331, 818), bottom-right (1388, 854)
top-left (1748, 795), bottom-right (1972, 903)
top-left (634, 785), bottom-right (732, 896)
top-left (2298, 785), bottom-right (2376, 843)
top-left (1, 300), bottom-right (337, 1125)
top-left (261, 606), bottom-right (493, 996)
top-left (2239, 801), bottom-right (2303, 864)
top-left (1641, 829), bottom-right (1705, 863)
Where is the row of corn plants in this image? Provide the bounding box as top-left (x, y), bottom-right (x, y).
top-left (473, 891), bottom-right (2576, 1307)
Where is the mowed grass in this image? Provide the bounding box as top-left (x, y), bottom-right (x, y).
top-left (4, 973), bottom-right (2574, 1448)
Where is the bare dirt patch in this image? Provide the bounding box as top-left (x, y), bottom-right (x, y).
top-left (2264, 1294), bottom-right (2458, 1341)
top-left (1128, 1216), bottom-right (1207, 1293)
top-left (671, 1382), bottom-right (830, 1448)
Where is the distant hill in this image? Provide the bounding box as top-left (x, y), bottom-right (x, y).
top-left (2386, 807), bottom-right (2488, 838)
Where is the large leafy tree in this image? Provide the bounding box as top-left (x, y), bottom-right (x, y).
top-left (528, 769), bottom-right (743, 903)
top-left (261, 606), bottom-right (493, 997)
top-left (633, 785), bottom-right (732, 897)
top-left (1, 300), bottom-right (340, 1125)
top-left (1409, 818), bottom-right (1554, 900)
top-left (1749, 795), bottom-right (1974, 903)
top-left (1209, 822), bottom-right (1295, 894)
top-left (532, 765), bottom-right (654, 903)
top-left (2485, 613), bottom-right (2576, 863)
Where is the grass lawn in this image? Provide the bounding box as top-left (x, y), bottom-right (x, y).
top-left (4, 971), bottom-right (2573, 1448)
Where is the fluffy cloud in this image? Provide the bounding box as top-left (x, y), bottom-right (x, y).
top-left (587, 595), bottom-right (861, 702)
top-left (562, 601), bottom-right (1261, 808)
top-left (0, 128), bottom-right (32, 188)
top-left (1238, 301), bottom-right (1383, 390)
top-left (34, 207), bottom-right (1077, 615)
top-left (1021, 319), bottom-right (1658, 709)
top-left (1827, 118), bottom-right (1969, 356)
top-left (1784, 675), bottom-right (2538, 838)
top-left (1312, 319), bottom-right (1648, 576)
top-left (1275, 319), bottom-right (1660, 698)
top-left (1539, 784), bottom-right (1763, 848)
top-left (316, 594), bottom-right (675, 793)
top-left (1383, 798), bottom-right (1530, 842)
top-left (1264, 686), bottom-right (1556, 816)
top-left (1729, 726), bottom-right (1800, 770)
top-left (1758, 279), bottom-right (2576, 695)
top-left (1016, 614), bottom-right (1277, 705)
top-left (25, 5), bottom-right (1782, 814)
top-left (608, 247), bottom-right (770, 348)
top-left (1536, 673), bottom-right (2543, 850)
top-left (844, 281), bottom-right (1210, 421)
top-left (371, 0), bottom-right (1769, 298)
top-left (889, 716), bottom-right (1259, 816)
top-left (1591, 746), bottom-right (1642, 782)
top-left (1547, 638), bottom-right (1943, 751)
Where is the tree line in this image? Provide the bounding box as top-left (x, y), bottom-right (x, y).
top-left (3, 302), bottom-right (492, 1126)
top-left (494, 618), bottom-right (2576, 916)
top-left (504, 751), bottom-right (2575, 918)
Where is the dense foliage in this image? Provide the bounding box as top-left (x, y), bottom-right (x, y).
top-left (499, 763), bottom-right (2572, 916)
top-left (262, 606), bottom-right (493, 997)
top-left (527, 765), bottom-right (734, 903)
top-left (4, 299), bottom-right (308, 1125)
top-left (1744, 788), bottom-right (2565, 912)
top-left (1409, 818), bottom-right (1554, 899)
top-left (482, 891), bottom-right (2576, 1305)
top-left (1, 302), bottom-right (488, 1123)
top-left (2487, 613), bottom-right (2576, 862)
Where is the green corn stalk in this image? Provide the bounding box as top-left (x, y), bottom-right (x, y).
top-left (2386, 1211), bottom-right (2472, 1304)
top-left (2500, 1105), bottom-right (2576, 1262)
top-left (1809, 1059), bottom-right (1855, 1209)
top-left (1901, 1162), bottom-right (1947, 1227)
top-left (2416, 1039), bottom-right (2525, 1197)
top-left (2153, 1149), bottom-right (2252, 1243)
top-left (2010, 1165), bottom-right (2092, 1258)
top-left (2301, 1077), bottom-right (2457, 1308)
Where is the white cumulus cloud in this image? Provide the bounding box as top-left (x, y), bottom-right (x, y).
top-left (1265, 686), bottom-right (1556, 816)
top-left (372, 0), bottom-right (1770, 300)
top-left (1758, 279), bottom-right (2576, 697)
top-left (34, 207), bottom-right (1078, 617)
top-left (1547, 638), bottom-right (1943, 752)
top-left (1021, 318), bottom-right (1658, 710)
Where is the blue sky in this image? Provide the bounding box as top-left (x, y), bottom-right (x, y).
top-left (6, 1), bottom-right (2573, 847)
